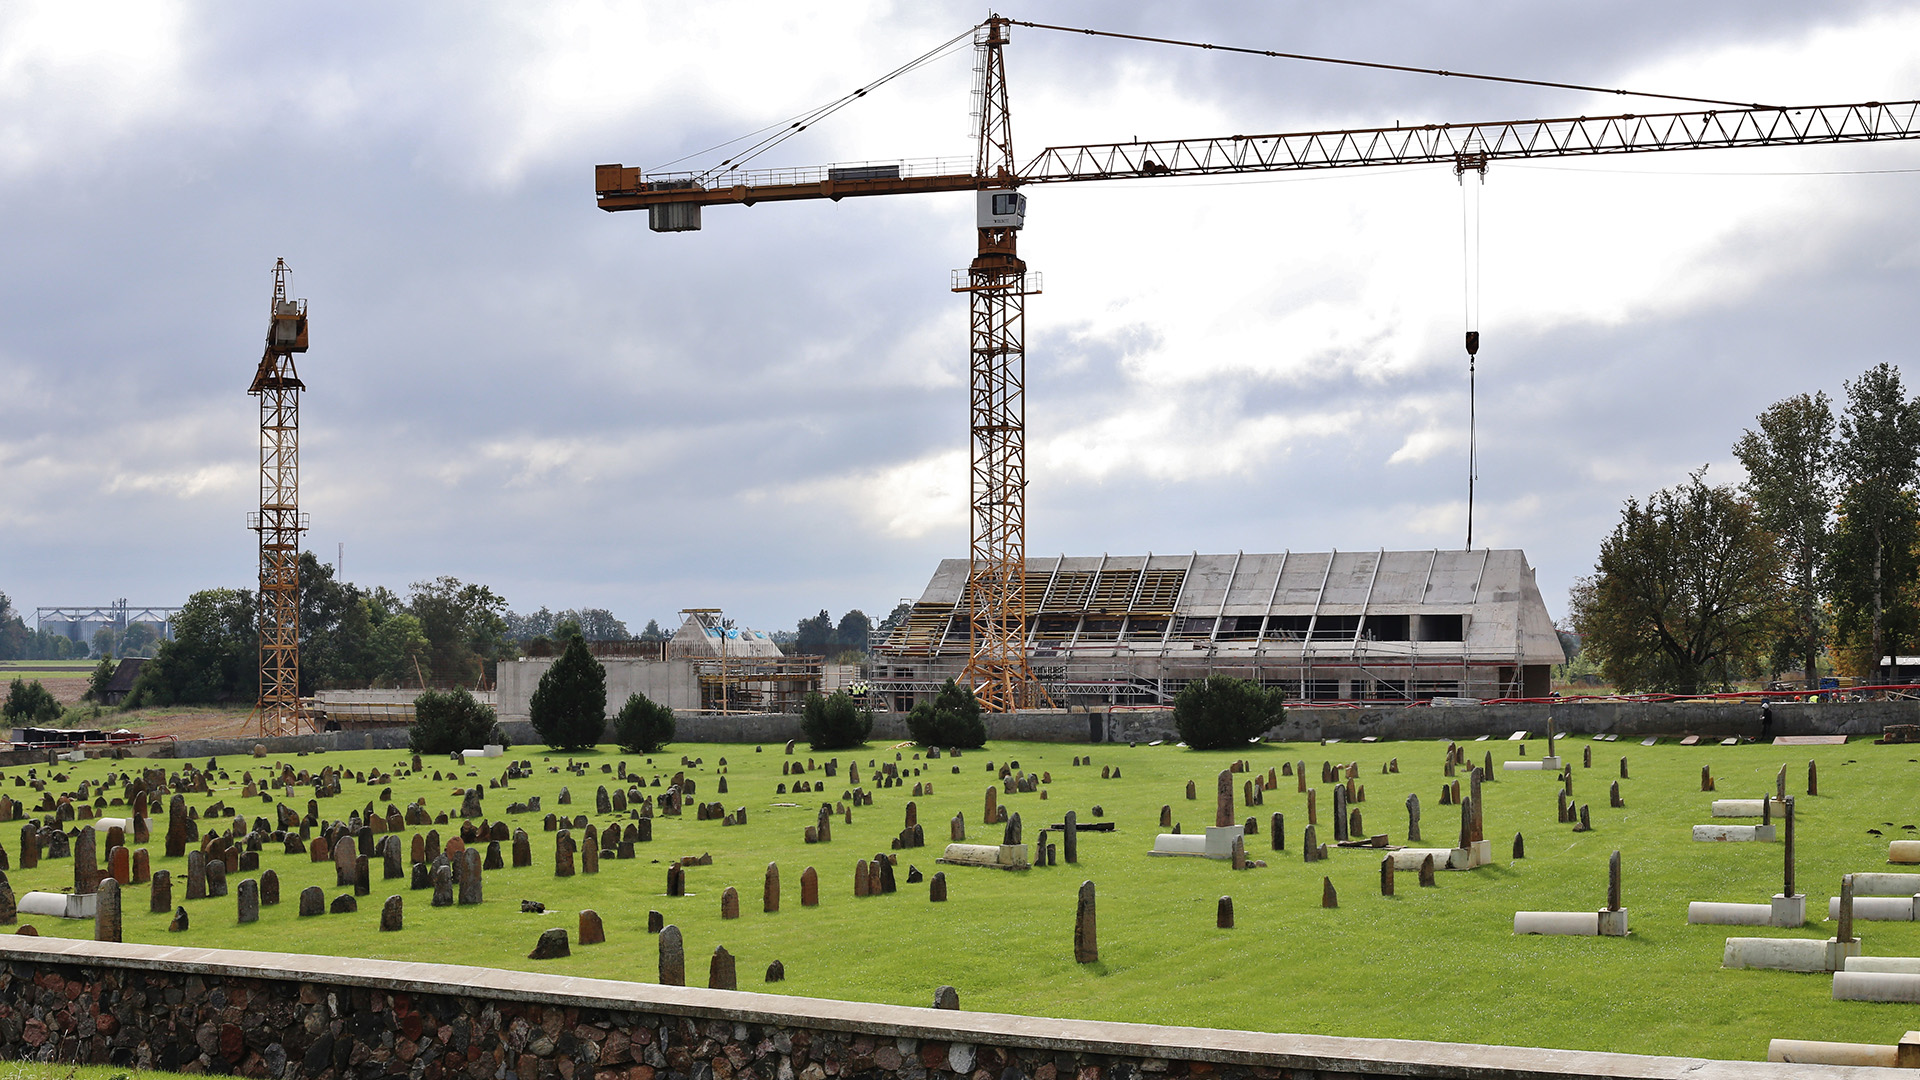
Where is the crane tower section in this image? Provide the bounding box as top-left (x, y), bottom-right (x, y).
top-left (954, 17), bottom-right (1049, 711)
top-left (248, 258), bottom-right (310, 738)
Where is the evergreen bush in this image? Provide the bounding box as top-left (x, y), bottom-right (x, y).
top-left (801, 690), bottom-right (873, 750)
top-left (1172, 676), bottom-right (1284, 750)
top-left (408, 687), bottom-right (499, 755)
top-left (614, 692), bottom-right (675, 754)
top-left (2, 678), bottom-right (61, 725)
top-left (529, 636), bottom-right (607, 750)
top-left (906, 679), bottom-right (988, 749)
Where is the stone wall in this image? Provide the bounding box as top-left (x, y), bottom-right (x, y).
top-left (0, 937), bottom-right (1842, 1080)
top-left (100, 699), bottom-right (1920, 760)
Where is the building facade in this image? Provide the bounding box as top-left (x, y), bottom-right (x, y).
top-left (869, 549), bottom-right (1565, 710)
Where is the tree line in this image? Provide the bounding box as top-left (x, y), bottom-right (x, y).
top-left (1572, 362), bottom-right (1920, 693)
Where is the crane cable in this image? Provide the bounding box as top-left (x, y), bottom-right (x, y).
top-left (654, 25), bottom-right (978, 180)
top-left (1008, 20), bottom-right (1775, 110)
top-left (1461, 165), bottom-right (1483, 551)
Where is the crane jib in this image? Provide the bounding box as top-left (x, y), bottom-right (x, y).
top-left (597, 99), bottom-right (1920, 213)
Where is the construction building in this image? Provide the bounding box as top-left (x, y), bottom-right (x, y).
top-left (868, 549), bottom-right (1565, 710)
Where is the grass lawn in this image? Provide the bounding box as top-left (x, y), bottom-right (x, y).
top-left (10, 734), bottom-right (1920, 1063)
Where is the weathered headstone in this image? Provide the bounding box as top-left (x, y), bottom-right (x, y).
top-left (1063, 810), bottom-right (1078, 864)
top-left (261, 869), bottom-right (279, 905)
top-left (1270, 811), bottom-right (1284, 852)
top-left (1380, 854), bottom-right (1395, 896)
top-left (1838, 873), bottom-right (1855, 943)
top-left (1419, 854), bottom-right (1436, 887)
top-left (237, 878), bottom-right (259, 924)
top-left (709, 945), bottom-right (738, 990)
top-left (380, 894), bottom-right (402, 931)
top-left (528, 928), bottom-right (569, 959)
top-left (721, 885), bottom-right (740, 919)
top-left (1322, 876), bottom-right (1338, 908)
top-left (1216, 895), bottom-right (1234, 929)
top-left (933, 985), bottom-right (959, 1009)
top-left (659, 924), bottom-right (685, 985)
top-left (1808, 759), bottom-right (1818, 797)
top-left (1783, 796), bottom-right (1797, 898)
top-left (458, 848), bottom-right (482, 905)
top-left (1074, 880), bottom-right (1097, 963)
top-left (431, 864), bottom-right (453, 907)
top-left (298, 886), bottom-right (324, 916)
top-left (93, 877), bottom-right (120, 943)
top-left (579, 909), bottom-right (606, 944)
top-left (929, 871), bottom-right (947, 901)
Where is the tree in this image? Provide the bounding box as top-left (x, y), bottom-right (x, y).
top-left (1569, 470), bottom-right (1787, 693)
top-left (1172, 676), bottom-right (1284, 749)
top-left (408, 688), bottom-right (501, 754)
top-left (83, 655), bottom-right (115, 702)
top-left (568, 608), bottom-right (630, 641)
top-left (529, 635), bottom-right (607, 750)
top-left (1832, 364), bottom-right (1920, 679)
top-left (613, 692), bottom-right (675, 754)
top-left (0, 594), bottom-right (27, 661)
top-left (794, 610), bottom-right (834, 656)
top-left (801, 690), bottom-right (874, 750)
top-left (835, 610), bottom-right (871, 655)
top-left (1734, 392), bottom-right (1836, 686)
top-left (119, 622), bottom-right (158, 658)
top-left (368, 611), bottom-right (432, 687)
top-left (904, 680), bottom-right (985, 748)
top-left (124, 588), bottom-right (256, 707)
top-left (406, 576), bottom-right (510, 687)
top-left (638, 619), bottom-right (669, 643)
top-left (2, 678), bottom-right (61, 725)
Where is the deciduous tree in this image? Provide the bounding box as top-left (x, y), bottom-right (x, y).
top-left (1831, 364), bottom-right (1920, 678)
top-left (1570, 470), bottom-right (1786, 693)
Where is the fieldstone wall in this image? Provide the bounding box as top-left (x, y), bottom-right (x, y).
top-left (0, 937), bottom-right (1861, 1080)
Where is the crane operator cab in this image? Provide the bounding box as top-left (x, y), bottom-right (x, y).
top-left (269, 299), bottom-right (308, 353)
top-left (977, 188), bottom-right (1027, 229)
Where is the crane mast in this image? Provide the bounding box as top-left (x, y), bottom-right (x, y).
top-left (249, 259), bottom-right (310, 737)
top-left (595, 19), bottom-right (1920, 712)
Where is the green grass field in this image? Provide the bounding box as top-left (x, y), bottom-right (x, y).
top-left (11, 734), bottom-right (1920, 1063)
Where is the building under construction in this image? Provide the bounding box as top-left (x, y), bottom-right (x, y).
top-left (868, 549), bottom-right (1564, 710)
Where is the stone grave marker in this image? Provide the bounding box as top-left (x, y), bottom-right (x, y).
top-left (1074, 880), bottom-right (1097, 963)
top-left (659, 925), bottom-right (685, 985)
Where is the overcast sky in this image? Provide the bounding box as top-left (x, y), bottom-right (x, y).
top-left (3, 1), bottom-right (1917, 636)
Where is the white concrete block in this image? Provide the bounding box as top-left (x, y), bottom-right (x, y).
top-left (1500, 761), bottom-right (1546, 771)
top-left (1844, 956), bottom-right (1920, 974)
top-left (1469, 839), bottom-right (1492, 866)
top-left (1772, 894), bottom-right (1807, 928)
top-left (17, 892), bottom-right (94, 919)
top-left (1688, 901), bottom-right (1772, 926)
top-left (941, 843), bottom-right (1005, 867)
top-left (1597, 908), bottom-right (1630, 937)
top-left (1856, 873), bottom-right (1920, 895)
top-left (1834, 971), bottom-right (1920, 1003)
top-left (1767, 1039), bottom-right (1898, 1067)
top-left (1693, 824), bottom-right (1761, 842)
top-left (1827, 895), bottom-right (1916, 921)
top-left (93, 817), bottom-right (128, 834)
top-left (1711, 798), bottom-right (1789, 818)
top-left (1538, 756), bottom-right (1562, 770)
top-left (1723, 936), bottom-right (1859, 972)
top-left (1149, 833), bottom-right (1209, 857)
top-left (1889, 840), bottom-right (1920, 864)
top-left (1390, 848), bottom-right (1455, 871)
top-left (1514, 911), bottom-right (1598, 935)
top-left (1203, 825), bottom-right (1243, 859)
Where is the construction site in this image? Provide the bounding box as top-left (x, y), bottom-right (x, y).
top-left (214, 17), bottom-right (1920, 735)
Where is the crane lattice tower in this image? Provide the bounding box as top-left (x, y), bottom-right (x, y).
top-left (248, 258), bottom-right (310, 738)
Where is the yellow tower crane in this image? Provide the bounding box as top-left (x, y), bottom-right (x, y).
top-left (596, 16), bottom-right (1920, 711)
top-left (249, 258), bottom-right (310, 738)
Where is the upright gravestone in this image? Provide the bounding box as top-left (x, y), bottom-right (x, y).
top-left (73, 827), bottom-right (98, 895)
top-left (432, 864), bottom-right (453, 907)
top-left (764, 863), bottom-right (780, 913)
top-left (579, 909), bottom-right (605, 944)
top-left (1322, 876), bottom-right (1338, 909)
top-left (659, 925), bottom-right (685, 985)
top-left (1063, 810), bottom-right (1078, 864)
top-left (1380, 855), bottom-right (1395, 896)
top-left (1783, 796), bottom-right (1797, 900)
top-left (458, 849), bottom-right (482, 905)
top-left (1808, 759), bottom-right (1818, 797)
top-left (298, 886), bottom-right (324, 916)
top-left (1838, 873), bottom-right (1855, 943)
top-left (1216, 895), bottom-right (1234, 929)
top-left (1215, 771), bottom-right (1233, 829)
top-left (94, 877), bottom-right (120, 943)
top-left (710, 945), bottom-right (738, 990)
top-left (929, 871), bottom-right (947, 902)
top-left (186, 851), bottom-right (208, 901)
top-left (1406, 793), bottom-right (1421, 844)
top-left (721, 886), bottom-right (740, 919)
top-left (261, 869), bottom-right (279, 905)
top-left (800, 866), bottom-right (818, 906)
top-left (1419, 854), bottom-right (1437, 888)
top-left (1332, 783), bottom-right (1349, 843)
top-left (237, 878), bottom-right (259, 924)
top-left (1074, 880), bottom-right (1097, 963)
top-left (380, 895), bottom-right (402, 932)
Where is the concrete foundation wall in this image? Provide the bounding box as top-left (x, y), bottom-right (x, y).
top-left (0, 937), bottom-right (1863, 1079)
